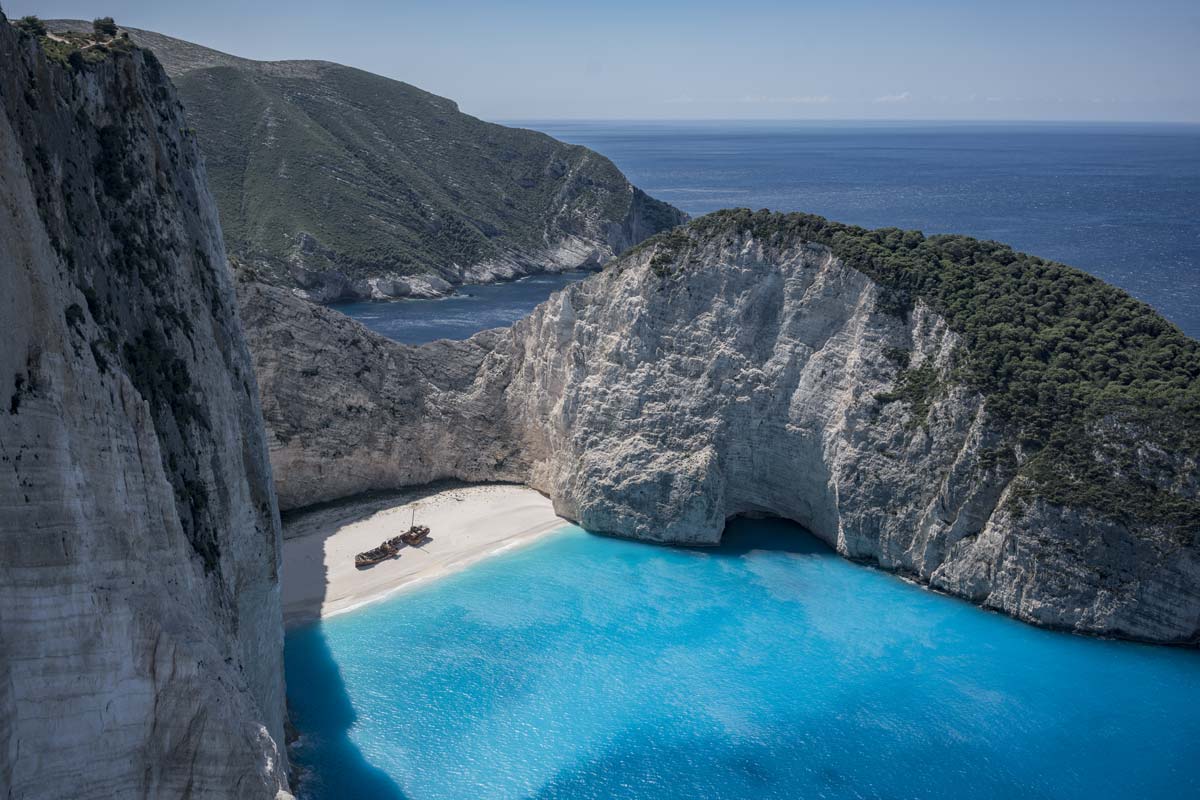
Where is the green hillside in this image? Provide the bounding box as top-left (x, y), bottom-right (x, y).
top-left (48, 20), bottom-right (685, 300)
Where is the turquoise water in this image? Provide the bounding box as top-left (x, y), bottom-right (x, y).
top-left (285, 520), bottom-right (1200, 799)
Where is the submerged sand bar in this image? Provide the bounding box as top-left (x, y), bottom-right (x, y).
top-left (281, 483), bottom-right (566, 627)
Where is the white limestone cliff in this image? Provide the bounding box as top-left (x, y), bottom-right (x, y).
top-left (0, 19), bottom-right (289, 798)
top-left (244, 227), bottom-right (1199, 645)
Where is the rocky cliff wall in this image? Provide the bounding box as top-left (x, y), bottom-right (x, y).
top-left (244, 220), bottom-right (1199, 645)
top-left (0, 18), bottom-right (289, 798)
top-left (239, 280), bottom-right (527, 508)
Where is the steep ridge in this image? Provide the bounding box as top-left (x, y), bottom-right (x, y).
top-left (244, 211), bottom-right (1200, 645)
top-left (50, 19), bottom-right (687, 303)
top-left (0, 17), bottom-right (289, 798)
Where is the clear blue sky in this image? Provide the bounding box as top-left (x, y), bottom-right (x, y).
top-left (5, 0), bottom-right (1198, 122)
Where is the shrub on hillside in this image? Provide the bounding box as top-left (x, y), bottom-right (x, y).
top-left (16, 15), bottom-right (47, 36)
top-left (93, 17), bottom-right (118, 37)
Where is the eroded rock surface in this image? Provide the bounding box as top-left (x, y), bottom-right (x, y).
top-left (1, 18), bottom-right (288, 798)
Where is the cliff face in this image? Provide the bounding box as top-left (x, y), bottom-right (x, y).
top-left (49, 21), bottom-right (688, 303)
top-left (245, 218), bottom-right (1199, 645)
top-left (239, 281), bottom-right (523, 508)
top-left (1, 19), bottom-right (288, 798)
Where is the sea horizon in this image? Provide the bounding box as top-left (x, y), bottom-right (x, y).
top-left (498, 118), bottom-right (1200, 128)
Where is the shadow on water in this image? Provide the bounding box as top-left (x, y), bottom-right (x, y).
top-left (713, 516), bottom-right (834, 557)
top-left (284, 487), bottom-right (449, 798)
top-left (282, 480), bottom-right (533, 796)
top-left (285, 624), bottom-right (409, 799)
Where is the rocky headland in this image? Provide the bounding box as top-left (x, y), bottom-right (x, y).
top-left (245, 210), bottom-right (1200, 645)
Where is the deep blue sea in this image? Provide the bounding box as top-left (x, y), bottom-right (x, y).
top-left (286, 520), bottom-right (1200, 800)
top-left (332, 272), bottom-right (589, 345)
top-left (336, 122), bottom-right (1200, 343)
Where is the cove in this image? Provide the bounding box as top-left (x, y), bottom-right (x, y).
top-left (284, 519), bottom-right (1200, 799)
top-left (331, 271), bottom-right (591, 345)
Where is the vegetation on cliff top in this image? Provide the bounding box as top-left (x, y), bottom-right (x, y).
top-left (649, 209), bottom-right (1200, 528)
top-left (11, 15), bottom-right (133, 67)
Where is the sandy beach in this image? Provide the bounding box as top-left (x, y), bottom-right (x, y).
top-left (281, 483), bottom-right (566, 627)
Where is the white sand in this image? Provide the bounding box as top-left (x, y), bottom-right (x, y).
top-left (281, 484), bottom-right (566, 627)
